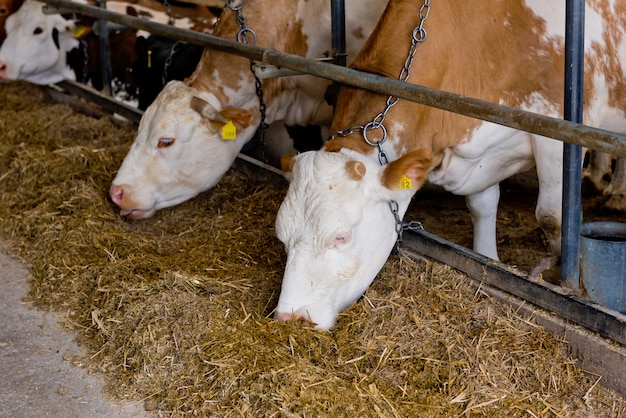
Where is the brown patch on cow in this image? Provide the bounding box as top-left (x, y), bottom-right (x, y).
top-left (583, 1), bottom-right (626, 111)
top-left (188, 1), bottom-right (307, 111)
top-left (382, 149), bottom-right (432, 191)
top-left (323, 138), bottom-right (345, 153)
top-left (345, 161), bottom-right (366, 181)
top-left (350, 26), bottom-right (366, 40)
top-left (280, 154), bottom-right (296, 172)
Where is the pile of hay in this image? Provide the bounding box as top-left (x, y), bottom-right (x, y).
top-left (1, 81), bottom-right (625, 417)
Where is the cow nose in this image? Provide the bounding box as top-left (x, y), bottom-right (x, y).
top-left (0, 61), bottom-right (7, 79)
top-left (109, 185), bottom-right (124, 206)
top-left (275, 311), bottom-right (312, 324)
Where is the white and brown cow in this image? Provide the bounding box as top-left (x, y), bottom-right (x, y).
top-left (109, 0), bottom-right (388, 219)
top-left (0, 0), bottom-right (216, 87)
top-left (274, 0), bottom-right (626, 330)
top-left (0, 0), bottom-right (79, 84)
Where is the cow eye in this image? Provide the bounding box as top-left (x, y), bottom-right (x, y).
top-left (157, 137), bottom-right (175, 148)
top-left (33, 27), bottom-right (43, 35)
top-left (333, 231), bottom-right (352, 247)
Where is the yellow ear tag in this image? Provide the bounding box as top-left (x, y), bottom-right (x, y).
top-left (71, 25), bottom-right (88, 38)
top-left (397, 174), bottom-right (413, 189)
top-left (221, 120), bottom-right (237, 140)
top-left (147, 50), bottom-right (152, 68)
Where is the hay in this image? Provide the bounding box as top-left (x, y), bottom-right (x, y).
top-left (1, 81), bottom-right (625, 417)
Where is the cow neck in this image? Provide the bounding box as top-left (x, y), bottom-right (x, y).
top-left (327, 0), bottom-right (431, 167)
top-left (327, 0), bottom-right (432, 253)
top-left (225, 0), bottom-right (268, 157)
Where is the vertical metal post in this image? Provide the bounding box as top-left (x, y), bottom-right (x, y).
top-left (95, 0), bottom-right (112, 96)
top-left (330, 0), bottom-right (346, 67)
top-left (325, 0), bottom-right (346, 107)
top-left (561, 0), bottom-right (585, 288)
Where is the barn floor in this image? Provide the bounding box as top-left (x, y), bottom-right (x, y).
top-left (0, 245), bottom-right (151, 418)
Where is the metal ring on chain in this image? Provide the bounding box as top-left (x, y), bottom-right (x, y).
top-left (413, 26), bottom-right (427, 43)
top-left (226, 0), bottom-right (245, 11)
top-left (237, 28), bottom-right (257, 45)
top-left (362, 121), bottom-right (387, 146)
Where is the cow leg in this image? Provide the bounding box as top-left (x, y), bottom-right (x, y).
top-left (582, 149), bottom-right (612, 192)
top-left (533, 137), bottom-right (563, 257)
top-left (465, 183), bottom-right (500, 260)
top-left (604, 156), bottom-right (626, 211)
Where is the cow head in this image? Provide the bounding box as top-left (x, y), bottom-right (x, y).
top-left (274, 147), bottom-right (432, 330)
top-left (0, 0), bottom-right (78, 84)
top-left (110, 80), bottom-right (255, 219)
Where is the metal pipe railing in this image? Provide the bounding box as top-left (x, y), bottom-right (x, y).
top-left (561, 0), bottom-right (586, 288)
top-left (41, 0), bottom-right (626, 158)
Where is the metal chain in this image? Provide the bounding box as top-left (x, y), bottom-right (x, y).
top-left (226, 0), bottom-right (268, 163)
top-left (161, 41), bottom-right (182, 85)
top-left (328, 0), bottom-right (431, 252)
top-left (162, 0), bottom-right (175, 25)
top-left (329, 0), bottom-right (431, 167)
top-left (389, 201), bottom-right (424, 253)
top-left (80, 38), bottom-right (89, 83)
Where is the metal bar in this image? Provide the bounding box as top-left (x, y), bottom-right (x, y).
top-left (401, 228), bottom-right (626, 346)
top-left (40, 0), bottom-right (626, 157)
top-left (94, 0), bottom-right (112, 96)
top-left (561, 0), bottom-right (585, 288)
top-left (330, 0), bottom-right (346, 67)
top-left (57, 80), bottom-right (142, 122)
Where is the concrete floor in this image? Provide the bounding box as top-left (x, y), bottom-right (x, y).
top-left (0, 245), bottom-right (152, 418)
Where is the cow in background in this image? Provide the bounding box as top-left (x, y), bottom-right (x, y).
top-left (583, 151), bottom-right (626, 211)
top-left (66, 20), bottom-right (138, 99)
top-left (0, 0), bottom-right (23, 46)
top-left (0, 0), bottom-right (217, 96)
top-left (0, 0), bottom-right (78, 84)
top-left (109, 0), bottom-right (388, 219)
top-left (133, 34), bottom-right (204, 110)
top-left (274, 0), bottom-right (626, 330)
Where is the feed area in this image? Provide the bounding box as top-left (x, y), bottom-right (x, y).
top-left (1, 81), bottom-right (626, 416)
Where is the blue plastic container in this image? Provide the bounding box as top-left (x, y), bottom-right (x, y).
top-left (580, 222), bottom-right (626, 312)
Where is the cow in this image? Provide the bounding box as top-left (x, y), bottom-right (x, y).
top-left (0, 0), bottom-right (79, 84)
top-left (273, 0), bottom-right (626, 330)
top-left (0, 0), bottom-right (24, 46)
top-left (66, 21), bottom-right (138, 98)
top-left (583, 151), bottom-right (626, 211)
top-left (133, 34), bottom-right (204, 110)
top-left (109, 0), bottom-right (389, 219)
top-left (0, 0), bottom-right (217, 93)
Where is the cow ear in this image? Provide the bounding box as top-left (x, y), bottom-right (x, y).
top-left (190, 97), bottom-right (252, 136)
top-left (281, 154), bottom-right (296, 172)
top-left (219, 108), bottom-right (252, 131)
top-left (280, 154), bottom-right (296, 182)
top-left (190, 96), bottom-right (224, 121)
top-left (381, 149), bottom-right (432, 191)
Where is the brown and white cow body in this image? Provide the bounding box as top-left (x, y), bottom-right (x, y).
top-left (109, 0), bottom-right (388, 219)
top-left (274, 0), bottom-right (626, 330)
